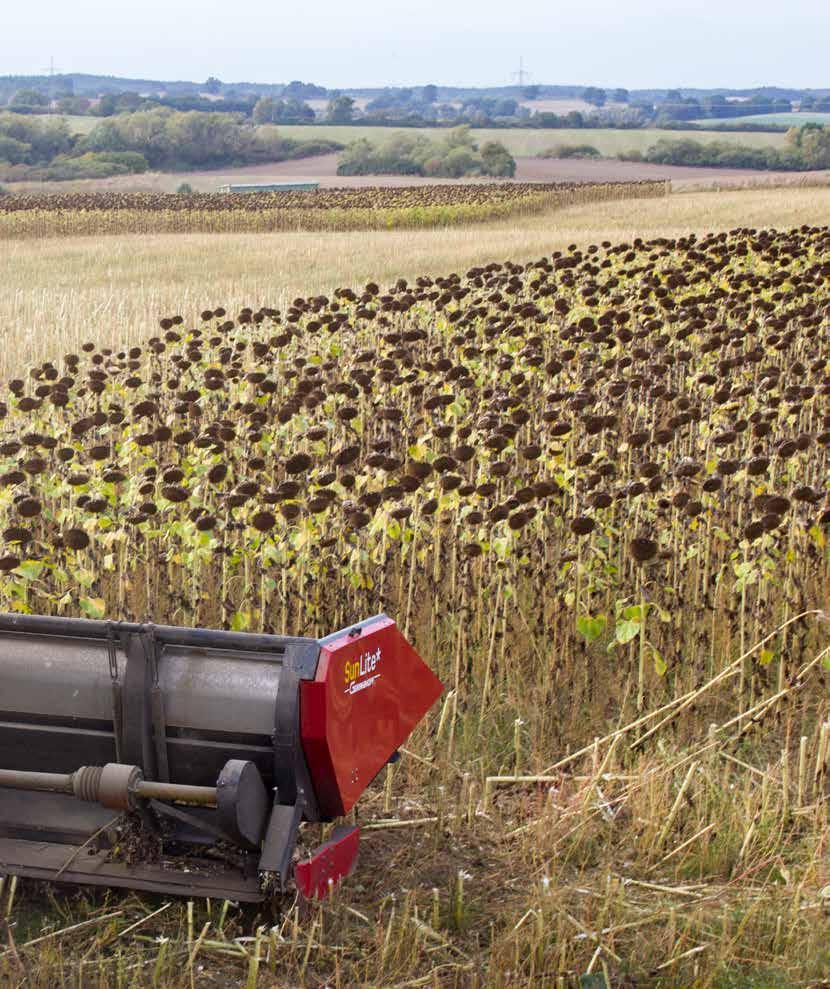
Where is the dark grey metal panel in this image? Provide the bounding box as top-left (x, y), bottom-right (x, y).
top-left (166, 737), bottom-right (274, 788)
top-left (0, 722), bottom-right (116, 774)
top-left (0, 612), bottom-right (308, 653)
top-left (0, 837), bottom-right (265, 901)
top-left (0, 621), bottom-right (292, 788)
top-left (259, 801), bottom-right (302, 882)
top-left (0, 791), bottom-right (115, 843)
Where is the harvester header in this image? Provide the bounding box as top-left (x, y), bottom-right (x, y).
top-left (0, 612), bottom-right (443, 901)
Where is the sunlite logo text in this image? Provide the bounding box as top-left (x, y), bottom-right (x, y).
top-left (343, 647), bottom-right (382, 695)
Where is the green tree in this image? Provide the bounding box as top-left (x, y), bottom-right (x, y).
top-left (787, 124), bottom-right (830, 168)
top-left (0, 114), bottom-right (72, 163)
top-left (534, 111), bottom-right (565, 128)
top-left (494, 98), bottom-right (519, 117)
top-left (114, 91), bottom-right (144, 112)
top-left (253, 97), bottom-right (313, 124)
top-left (91, 94), bottom-right (118, 117)
top-left (522, 85), bottom-right (541, 101)
top-left (253, 97), bottom-right (276, 124)
top-left (0, 134), bottom-right (30, 164)
top-left (281, 99), bottom-right (315, 122)
top-left (326, 95), bottom-right (356, 123)
top-left (204, 77), bottom-right (222, 95)
top-left (612, 88), bottom-right (629, 103)
top-left (11, 88), bottom-right (47, 107)
top-left (441, 125), bottom-right (476, 151)
top-left (582, 87), bottom-right (606, 107)
top-left (337, 137), bottom-right (375, 174)
top-left (336, 126), bottom-right (508, 179)
top-left (55, 96), bottom-right (91, 115)
top-left (422, 84), bottom-right (438, 104)
top-left (480, 140), bottom-right (516, 177)
top-left (441, 145), bottom-right (478, 177)
top-left (81, 118), bottom-right (125, 152)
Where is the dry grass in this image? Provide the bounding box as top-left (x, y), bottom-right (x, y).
top-left (3, 185), bottom-right (830, 377)
top-left (2, 716), bottom-right (827, 987)
top-left (674, 172), bottom-right (830, 194)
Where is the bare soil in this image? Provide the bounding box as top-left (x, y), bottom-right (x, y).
top-left (8, 153), bottom-right (830, 196)
top-left (172, 153), bottom-right (830, 190)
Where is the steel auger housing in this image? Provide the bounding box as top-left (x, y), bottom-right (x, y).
top-left (0, 613), bottom-right (443, 901)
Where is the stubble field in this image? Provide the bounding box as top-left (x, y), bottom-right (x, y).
top-left (4, 185), bottom-right (830, 375)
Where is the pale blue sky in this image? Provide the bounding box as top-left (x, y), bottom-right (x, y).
top-left (1, 0), bottom-right (828, 90)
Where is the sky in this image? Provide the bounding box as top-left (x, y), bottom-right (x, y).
top-left (2, 0), bottom-right (829, 90)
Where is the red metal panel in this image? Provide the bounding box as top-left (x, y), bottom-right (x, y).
top-left (294, 825), bottom-right (360, 899)
top-left (300, 617), bottom-right (443, 818)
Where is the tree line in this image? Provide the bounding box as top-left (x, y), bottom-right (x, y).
top-left (623, 125), bottom-right (830, 171)
top-left (0, 110), bottom-right (340, 181)
top-left (7, 81), bottom-right (826, 135)
top-left (337, 127), bottom-right (516, 178)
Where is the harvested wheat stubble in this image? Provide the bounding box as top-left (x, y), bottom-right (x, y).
top-left (0, 180), bottom-right (669, 237)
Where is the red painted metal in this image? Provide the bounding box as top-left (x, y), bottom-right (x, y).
top-left (294, 825), bottom-right (360, 899)
top-left (300, 617), bottom-right (444, 818)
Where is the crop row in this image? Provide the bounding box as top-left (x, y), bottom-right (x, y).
top-left (0, 181), bottom-right (669, 237)
top-left (0, 181), bottom-right (669, 213)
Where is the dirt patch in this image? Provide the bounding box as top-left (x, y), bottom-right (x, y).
top-left (161, 153), bottom-right (751, 188)
top-left (252, 153), bottom-right (830, 190)
top-left (6, 152), bottom-right (829, 197)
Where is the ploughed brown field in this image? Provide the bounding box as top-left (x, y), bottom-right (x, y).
top-left (9, 152), bottom-right (830, 197)
top-left (222, 152), bottom-right (830, 189)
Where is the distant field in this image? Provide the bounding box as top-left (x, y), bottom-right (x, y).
top-left (274, 124), bottom-right (788, 156)
top-left (517, 97), bottom-right (599, 114)
top-left (57, 114), bottom-right (99, 134)
top-left (692, 112), bottom-right (830, 127)
top-left (306, 97), bottom-right (370, 113)
top-left (55, 117), bottom-right (792, 154)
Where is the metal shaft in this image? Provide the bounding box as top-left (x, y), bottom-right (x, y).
top-left (0, 769), bottom-right (73, 795)
top-left (135, 780), bottom-right (217, 805)
top-left (0, 765), bottom-right (218, 807)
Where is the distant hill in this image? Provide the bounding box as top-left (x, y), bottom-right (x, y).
top-left (2, 73), bottom-right (829, 107)
top-left (0, 73), bottom-right (325, 103)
